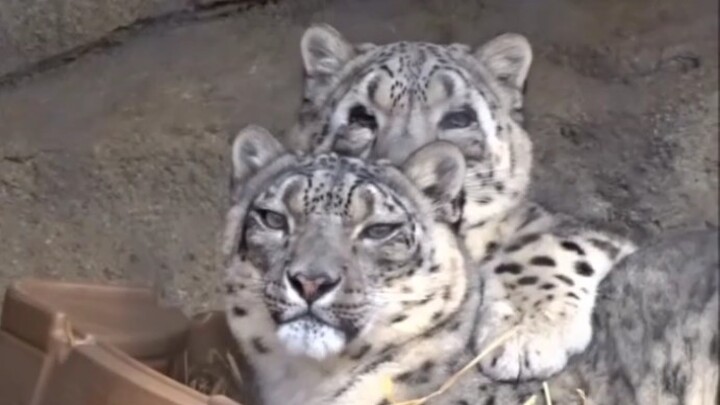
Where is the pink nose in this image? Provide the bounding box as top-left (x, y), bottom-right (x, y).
top-left (287, 273), bottom-right (339, 303)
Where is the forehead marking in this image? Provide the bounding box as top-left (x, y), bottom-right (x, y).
top-left (324, 42), bottom-right (506, 145)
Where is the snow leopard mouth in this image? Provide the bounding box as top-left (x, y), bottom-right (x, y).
top-left (282, 312), bottom-right (332, 327)
top-left (275, 311), bottom-right (361, 342)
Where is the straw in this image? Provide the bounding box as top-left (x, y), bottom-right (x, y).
top-left (542, 382), bottom-right (553, 405)
top-left (388, 327), bottom-right (520, 405)
top-left (522, 395), bottom-right (538, 405)
top-left (576, 388), bottom-right (589, 404)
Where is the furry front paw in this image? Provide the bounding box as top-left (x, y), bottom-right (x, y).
top-left (477, 307), bottom-right (592, 382)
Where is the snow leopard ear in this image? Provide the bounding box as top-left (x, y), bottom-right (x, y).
top-left (402, 141), bottom-right (466, 223)
top-left (231, 125), bottom-right (285, 188)
top-left (301, 24), bottom-right (355, 80)
top-left (474, 33), bottom-right (532, 89)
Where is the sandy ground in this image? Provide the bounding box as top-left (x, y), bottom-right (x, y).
top-left (0, 0), bottom-right (717, 314)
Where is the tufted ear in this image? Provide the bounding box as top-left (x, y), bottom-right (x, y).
top-left (474, 33), bottom-right (532, 89)
top-left (231, 125), bottom-right (285, 189)
top-left (301, 24), bottom-right (355, 79)
top-left (402, 141), bottom-right (466, 223)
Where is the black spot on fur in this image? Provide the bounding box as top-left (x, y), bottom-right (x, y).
top-left (483, 397), bottom-right (496, 405)
top-left (232, 306), bottom-right (247, 317)
top-left (252, 337), bottom-right (269, 354)
top-left (380, 64), bottom-right (394, 78)
top-left (442, 286), bottom-right (452, 301)
top-left (225, 284), bottom-right (236, 294)
top-left (661, 364), bottom-right (687, 398)
top-left (432, 311), bottom-right (443, 321)
top-left (540, 283), bottom-right (556, 290)
top-left (350, 344), bottom-right (372, 360)
top-left (561, 241), bottom-right (586, 255)
top-left (394, 371), bottom-right (413, 382)
top-left (357, 352), bottom-right (395, 377)
top-left (391, 314), bottom-right (408, 323)
top-left (467, 220), bottom-right (487, 229)
top-left (588, 237), bottom-right (621, 259)
top-left (504, 233), bottom-right (541, 253)
top-left (517, 276), bottom-right (539, 285)
top-left (429, 264), bottom-right (441, 273)
top-left (495, 262), bottom-right (523, 275)
top-left (421, 360), bottom-right (435, 373)
top-left (711, 333), bottom-right (718, 360)
top-left (575, 261), bottom-right (595, 276)
top-left (418, 294), bottom-right (435, 305)
top-left (399, 360), bottom-right (436, 385)
top-left (567, 292), bottom-right (580, 300)
top-left (530, 256), bottom-right (556, 266)
top-left (486, 241), bottom-right (499, 255)
top-left (456, 400), bottom-right (470, 405)
top-left (554, 274), bottom-right (575, 286)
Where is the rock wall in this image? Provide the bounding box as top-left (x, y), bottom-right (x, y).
top-left (0, 0), bottom-right (188, 77)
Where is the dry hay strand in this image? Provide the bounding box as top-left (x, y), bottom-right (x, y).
top-left (383, 326), bottom-right (590, 405)
top-left (522, 395), bottom-right (538, 405)
top-left (184, 348), bottom-right (243, 396)
top-left (576, 388), bottom-right (589, 404)
top-left (543, 382), bottom-right (553, 405)
top-left (386, 327), bottom-right (520, 405)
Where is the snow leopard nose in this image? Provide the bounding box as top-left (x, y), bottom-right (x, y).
top-left (287, 273), bottom-right (341, 303)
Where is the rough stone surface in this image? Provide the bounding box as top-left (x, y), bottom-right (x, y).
top-left (0, 0), bottom-right (717, 313)
top-left (0, 0), bottom-right (189, 77)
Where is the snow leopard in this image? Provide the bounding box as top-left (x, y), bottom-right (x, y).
top-left (223, 125), bottom-right (718, 405)
top-left (285, 24), bottom-right (639, 382)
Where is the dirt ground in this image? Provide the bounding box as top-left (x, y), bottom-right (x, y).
top-left (0, 0), bottom-right (717, 314)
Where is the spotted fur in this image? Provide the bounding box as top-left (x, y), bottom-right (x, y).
top-left (224, 126), bottom-right (718, 405)
top-left (291, 24), bottom-right (532, 230)
top-left (224, 126), bottom-right (471, 405)
top-left (288, 24), bottom-right (642, 381)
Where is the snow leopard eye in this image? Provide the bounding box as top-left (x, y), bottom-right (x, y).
top-left (439, 106), bottom-right (477, 130)
top-left (348, 104), bottom-right (378, 131)
top-left (360, 223), bottom-right (402, 240)
top-left (257, 209), bottom-right (287, 231)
